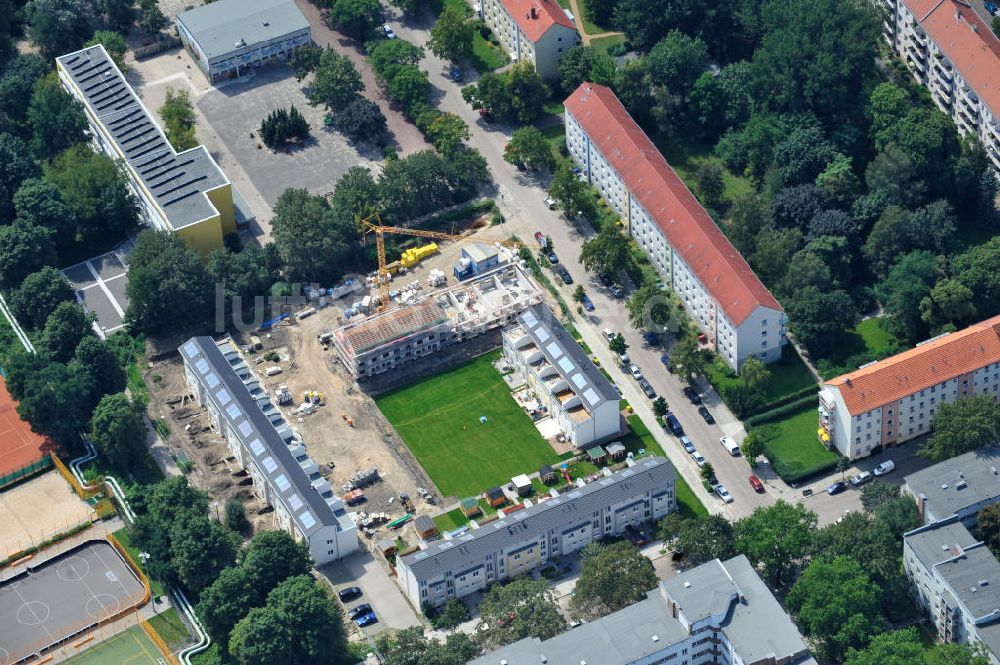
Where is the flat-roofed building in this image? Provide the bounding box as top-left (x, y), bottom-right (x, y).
top-left (564, 83), bottom-right (785, 372)
top-left (177, 0), bottom-right (311, 84)
top-left (181, 336), bottom-right (359, 564)
top-left (397, 457), bottom-right (675, 608)
top-left (471, 555), bottom-right (817, 665)
top-left (881, 0), bottom-right (1000, 171)
top-left (903, 445), bottom-right (1000, 526)
top-left (820, 315), bottom-right (1000, 460)
top-left (55, 45), bottom-right (235, 255)
top-left (479, 0), bottom-right (579, 79)
top-left (503, 304), bottom-right (620, 447)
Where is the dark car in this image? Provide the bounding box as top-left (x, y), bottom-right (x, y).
top-left (986, 1), bottom-right (998, 14)
top-left (643, 331), bottom-right (659, 346)
top-left (660, 353), bottom-right (670, 368)
top-left (556, 265), bottom-right (573, 285)
top-left (683, 386), bottom-right (702, 405)
top-left (348, 604), bottom-right (373, 620)
top-left (355, 611), bottom-right (378, 627)
top-left (639, 379), bottom-right (657, 399)
top-left (338, 586), bottom-right (363, 602)
top-left (826, 481), bottom-right (848, 495)
top-left (698, 405), bottom-right (715, 425)
top-left (548, 252), bottom-right (559, 264)
top-left (449, 67), bottom-right (463, 81)
top-left (581, 294), bottom-right (594, 311)
top-left (748, 475), bottom-right (765, 493)
top-left (665, 413), bottom-right (683, 436)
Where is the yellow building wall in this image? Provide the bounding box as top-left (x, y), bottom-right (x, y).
top-left (206, 184), bottom-right (236, 236)
top-left (176, 215), bottom-right (225, 256)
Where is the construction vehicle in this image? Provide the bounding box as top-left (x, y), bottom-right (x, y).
top-left (399, 492), bottom-right (414, 512)
top-left (343, 489), bottom-right (366, 506)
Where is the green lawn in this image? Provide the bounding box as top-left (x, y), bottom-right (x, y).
top-left (756, 405), bottom-right (840, 483)
top-left (814, 317), bottom-right (905, 379)
top-left (64, 624), bottom-right (163, 665)
top-left (470, 31), bottom-right (508, 73)
top-left (377, 351), bottom-right (559, 497)
top-left (659, 139), bottom-right (753, 205)
top-left (147, 608), bottom-right (190, 650)
top-left (540, 123), bottom-right (573, 171)
top-left (112, 527), bottom-right (166, 598)
top-left (855, 318), bottom-right (896, 354)
top-left (706, 345), bottom-right (816, 412)
top-left (591, 34), bottom-right (626, 54)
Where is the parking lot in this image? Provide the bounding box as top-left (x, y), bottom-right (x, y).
top-left (319, 550), bottom-right (422, 637)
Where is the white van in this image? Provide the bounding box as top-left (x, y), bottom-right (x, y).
top-left (720, 436), bottom-right (740, 456)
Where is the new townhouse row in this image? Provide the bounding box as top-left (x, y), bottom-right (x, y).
top-left (882, 0), bottom-right (1000, 171)
top-left (563, 83), bottom-right (786, 372)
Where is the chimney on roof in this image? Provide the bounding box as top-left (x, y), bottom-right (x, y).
top-left (530, 6), bottom-right (537, 18)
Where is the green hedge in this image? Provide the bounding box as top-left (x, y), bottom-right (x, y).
top-left (745, 394), bottom-right (820, 428)
top-left (768, 454), bottom-right (839, 485)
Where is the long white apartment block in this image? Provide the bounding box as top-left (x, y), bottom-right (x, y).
top-left (564, 83), bottom-right (786, 372)
top-left (181, 336), bottom-right (359, 565)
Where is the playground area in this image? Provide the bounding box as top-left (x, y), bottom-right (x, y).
top-left (0, 471), bottom-right (94, 560)
top-left (61, 624), bottom-right (164, 665)
top-left (0, 539), bottom-right (148, 664)
top-left (0, 376), bottom-right (55, 489)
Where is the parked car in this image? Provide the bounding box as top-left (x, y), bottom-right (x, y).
top-left (873, 460), bottom-right (896, 476)
top-left (748, 475), bottom-right (764, 492)
top-left (618, 352), bottom-right (630, 365)
top-left (643, 331), bottom-right (659, 346)
top-left (555, 265), bottom-right (573, 284)
top-left (660, 353), bottom-right (670, 368)
top-left (698, 405), bottom-right (715, 424)
top-left (826, 481), bottom-right (848, 495)
top-left (381, 24), bottom-right (396, 38)
top-left (478, 108), bottom-right (492, 122)
top-left (355, 611), bottom-right (378, 627)
top-left (534, 231), bottom-right (547, 247)
top-left (599, 272), bottom-right (614, 287)
top-left (544, 196), bottom-right (556, 209)
top-left (665, 413), bottom-right (684, 437)
top-left (715, 484), bottom-right (734, 503)
top-left (639, 379), bottom-right (656, 399)
top-left (581, 294), bottom-right (594, 311)
top-left (680, 435), bottom-right (695, 453)
top-left (628, 363), bottom-right (643, 379)
top-left (692, 451), bottom-right (707, 466)
top-left (339, 586), bottom-right (363, 602)
top-left (987, 1), bottom-right (998, 14)
top-left (683, 386), bottom-right (702, 404)
top-left (547, 251), bottom-right (559, 264)
top-left (603, 328), bottom-right (616, 341)
top-left (449, 67), bottom-right (463, 82)
top-left (720, 436), bottom-right (740, 456)
top-left (610, 284), bottom-right (624, 298)
top-left (348, 604), bottom-right (372, 620)
top-left (850, 471), bottom-right (873, 486)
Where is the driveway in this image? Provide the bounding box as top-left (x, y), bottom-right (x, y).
top-left (318, 549), bottom-right (422, 635)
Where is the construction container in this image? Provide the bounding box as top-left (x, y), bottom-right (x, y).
top-left (265, 366), bottom-right (282, 376)
top-left (427, 269), bottom-right (446, 287)
top-left (296, 306), bottom-right (316, 320)
top-left (249, 335), bottom-right (262, 349)
top-left (317, 331), bottom-right (334, 343)
top-left (275, 385), bottom-right (293, 405)
top-left (400, 243), bottom-right (439, 268)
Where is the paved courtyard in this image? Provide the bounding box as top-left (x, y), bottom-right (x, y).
top-left (62, 240), bottom-right (133, 337)
top-left (196, 66), bottom-right (380, 205)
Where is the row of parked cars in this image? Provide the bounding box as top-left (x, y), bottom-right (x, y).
top-left (338, 586), bottom-right (378, 628)
top-left (826, 460), bottom-right (896, 495)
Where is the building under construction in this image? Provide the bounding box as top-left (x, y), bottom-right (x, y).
top-left (333, 263), bottom-right (543, 378)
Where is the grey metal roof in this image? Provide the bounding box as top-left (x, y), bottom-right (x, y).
top-left (905, 519), bottom-right (981, 570)
top-left (936, 543), bottom-right (1000, 622)
top-left (181, 336), bottom-right (354, 539)
top-left (904, 445), bottom-right (1000, 522)
top-left (414, 515), bottom-right (436, 533)
top-left (511, 304), bottom-right (618, 411)
top-left (55, 45), bottom-right (228, 231)
top-left (401, 457), bottom-right (675, 579)
top-left (662, 557), bottom-right (739, 621)
top-left (471, 555), bottom-right (816, 665)
top-left (177, 0), bottom-right (310, 61)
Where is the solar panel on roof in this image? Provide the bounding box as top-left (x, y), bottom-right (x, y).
top-left (299, 511), bottom-right (316, 529)
top-left (546, 341), bottom-right (563, 358)
top-left (215, 388), bottom-right (231, 406)
top-left (182, 341), bottom-right (199, 357)
top-left (536, 327), bottom-right (550, 343)
top-left (205, 372), bottom-right (220, 389)
top-left (238, 420), bottom-right (253, 437)
top-left (249, 439), bottom-right (265, 456)
top-left (225, 403), bottom-right (242, 420)
top-left (288, 494), bottom-right (303, 511)
top-left (522, 309), bottom-right (538, 327)
top-left (262, 456), bottom-right (278, 473)
top-left (583, 388), bottom-right (600, 405)
top-left (571, 373), bottom-right (587, 388)
top-left (274, 474), bottom-right (290, 492)
top-left (195, 358), bottom-right (209, 374)
top-left (558, 356), bottom-right (574, 373)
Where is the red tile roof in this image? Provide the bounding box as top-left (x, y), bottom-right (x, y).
top-left (501, 0), bottom-right (576, 43)
top-left (826, 315), bottom-right (1000, 416)
top-left (563, 83), bottom-right (781, 325)
top-left (903, 0), bottom-right (1000, 115)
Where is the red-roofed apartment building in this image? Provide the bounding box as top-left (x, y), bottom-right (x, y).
top-left (883, 0), bottom-right (1000, 170)
top-left (479, 0), bottom-right (580, 79)
top-left (820, 315), bottom-right (1000, 459)
top-left (564, 83), bottom-right (785, 372)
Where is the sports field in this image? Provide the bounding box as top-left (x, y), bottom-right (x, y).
top-left (63, 624), bottom-right (163, 665)
top-left (0, 375), bottom-right (54, 481)
top-left (376, 351), bottom-right (560, 498)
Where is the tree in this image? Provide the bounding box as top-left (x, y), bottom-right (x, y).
top-left (786, 288), bottom-right (858, 357)
top-left (921, 278), bottom-right (977, 333)
top-left (735, 500), bottom-right (816, 588)
top-left (504, 126), bottom-right (554, 171)
top-left (844, 625), bottom-right (923, 665)
top-left (270, 188), bottom-right (358, 284)
top-left (428, 6), bottom-right (472, 63)
top-left (579, 224), bottom-right (628, 277)
top-left (806, 233), bottom-right (854, 286)
top-left (430, 598), bottom-right (470, 631)
top-left (926, 643), bottom-right (992, 665)
top-left (229, 575), bottom-right (347, 665)
top-left (875, 495), bottom-right (921, 540)
top-left (994, 15), bottom-right (1000, 36)
top-left (700, 461), bottom-right (715, 481)
top-left (159, 87), bottom-right (198, 151)
top-left (771, 184), bottom-right (828, 231)
top-left (558, 46), bottom-right (597, 95)
top-left (0, 133), bottom-right (39, 222)
top-left (725, 192), bottom-right (770, 255)
top-left (612, 59), bottom-right (654, 127)
top-left (670, 336), bottom-right (707, 384)
top-left (334, 96), bottom-right (387, 140)
top-left (477, 577), bottom-right (566, 649)
top-left (860, 480), bottom-right (901, 514)
top-left (572, 285), bottom-right (585, 304)
top-left (627, 283), bottom-right (674, 330)
top-left (416, 110), bottom-right (468, 154)
top-left (0, 220), bottom-right (56, 289)
top-left (39, 301), bottom-right (92, 362)
top-left (548, 166), bottom-right (595, 221)
top-left (749, 225), bottom-right (803, 284)
top-left (90, 392), bottom-right (146, 471)
top-left (329, 0), bottom-right (381, 40)
top-left (386, 65), bottom-right (431, 117)
top-left (72, 336), bottom-right (126, 397)
top-left (739, 357), bottom-right (770, 393)
top-left (13, 178), bottom-right (77, 243)
top-left (224, 500), bottom-right (246, 532)
top-left (787, 557), bottom-right (884, 661)
top-left (27, 74), bottom-right (89, 161)
top-left (977, 503), bottom-right (1000, 555)
top-left (571, 541), bottom-right (657, 619)
top-left (582, 0), bottom-right (616, 28)
top-left (653, 396), bottom-right (668, 418)
top-left (8, 267), bottom-right (74, 330)
top-left (921, 395), bottom-right (1000, 463)
top-left (646, 31), bottom-right (707, 100)
top-left (366, 39), bottom-right (424, 85)
top-left (258, 106), bottom-right (311, 149)
top-left (100, 0), bottom-right (135, 35)
top-left (308, 48), bottom-right (364, 110)
top-left (816, 153), bottom-right (860, 208)
top-left (13, 358), bottom-right (96, 445)
top-left (197, 565), bottom-right (255, 649)
top-left (874, 250), bottom-right (938, 342)
top-left (864, 202), bottom-right (955, 278)
top-left (240, 530), bottom-right (312, 598)
top-left (771, 125), bottom-right (838, 188)
top-left (658, 513), bottom-right (736, 568)
top-left (694, 161), bottom-right (724, 209)
top-left (290, 43), bottom-right (322, 82)
top-left (25, 0), bottom-right (94, 59)
top-left (608, 333), bottom-right (628, 356)
top-left (124, 230), bottom-right (214, 334)
top-left (85, 30), bottom-right (128, 70)
top-left (741, 430), bottom-right (766, 463)
top-left (170, 510), bottom-right (239, 594)
top-left (377, 627), bottom-right (478, 665)
top-left (0, 54), bottom-right (49, 130)
top-left (328, 165), bottom-right (378, 225)
top-left (138, 0), bottom-right (166, 35)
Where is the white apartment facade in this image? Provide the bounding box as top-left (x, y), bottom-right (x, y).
top-left (820, 315), bottom-right (1000, 460)
top-left (564, 83), bottom-right (786, 371)
top-left (479, 0), bottom-right (580, 79)
top-left (397, 457), bottom-right (675, 608)
top-left (181, 336), bottom-right (359, 565)
top-left (503, 305), bottom-right (621, 447)
top-left (881, 0), bottom-right (1000, 171)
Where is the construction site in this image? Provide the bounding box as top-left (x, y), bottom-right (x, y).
top-left (143, 223), bottom-right (558, 550)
